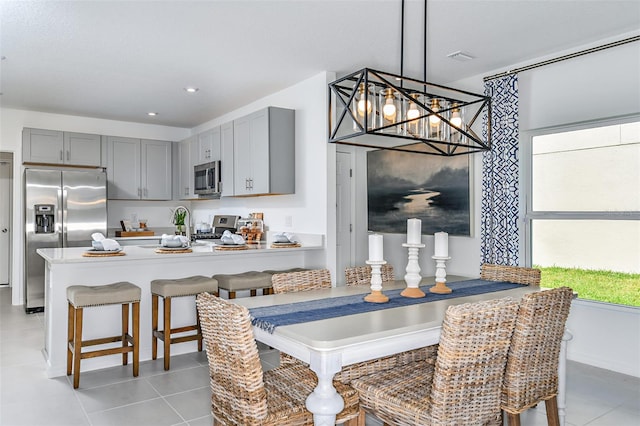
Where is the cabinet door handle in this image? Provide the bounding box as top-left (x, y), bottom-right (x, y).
top-left (66, 150), bottom-right (70, 161)
top-left (59, 150), bottom-right (63, 161)
top-left (138, 188), bottom-right (142, 197)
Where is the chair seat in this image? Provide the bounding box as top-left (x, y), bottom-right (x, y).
top-left (352, 361), bottom-right (434, 424)
top-left (67, 282), bottom-right (141, 307)
top-left (213, 271), bottom-right (272, 292)
top-left (151, 275), bottom-right (218, 298)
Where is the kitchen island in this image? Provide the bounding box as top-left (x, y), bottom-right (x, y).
top-left (38, 237), bottom-right (324, 378)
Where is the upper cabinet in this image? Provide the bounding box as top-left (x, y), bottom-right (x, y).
top-left (106, 136), bottom-right (172, 200)
top-left (22, 128), bottom-right (101, 167)
top-left (220, 121), bottom-right (234, 197)
top-left (176, 135), bottom-right (197, 200)
top-left (196, 127), bottom-right (221, 164)
top-left (231, 107), bottom-right (295, 197)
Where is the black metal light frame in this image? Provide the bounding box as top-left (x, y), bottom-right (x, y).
top-left (327, 0), bottom-right (492, 156)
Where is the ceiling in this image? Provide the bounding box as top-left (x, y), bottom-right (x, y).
top-left (1, 0), bottom-right (639, 129)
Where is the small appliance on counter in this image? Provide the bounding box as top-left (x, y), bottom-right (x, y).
top-left (237, 215), bottom-right (264, 244)
top-left (192, 214), bottom-right (240, 241)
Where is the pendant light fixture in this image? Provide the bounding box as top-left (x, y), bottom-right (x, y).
top-left (328, 0), bottom-right (491, 156)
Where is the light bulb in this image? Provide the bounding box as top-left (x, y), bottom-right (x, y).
top-left (429, 99), bottom-right (441, 126)
top-left (407, 102), bottom-right (420, 121)
top-left (357, 85), bottom-right (372, 117)
top-left (382, 92), bottom-right (396, 120)
top-left (451, 107), bottom-right (462, 128)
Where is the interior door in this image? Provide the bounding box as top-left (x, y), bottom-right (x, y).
top-left (0, 157), bottom-right (11, 285)
top-left (336, 151), bottom-right (353, 284)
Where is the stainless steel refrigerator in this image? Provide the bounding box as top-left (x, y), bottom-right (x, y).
top-left (24, 168), bottom-right (107, 313)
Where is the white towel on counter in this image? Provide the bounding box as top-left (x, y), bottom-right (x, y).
top-left (273, 232), bottom-right (297, 243)
top-left (92, 237), bottom-right (121, 251)
top-left (220, 230), bottom-right (245, 245)
top-left (100, 239), bottom-right (121, 251)
top-left (160, 234), bottom-right (189, 248)
top-left (91, 232), bottom-right (106, 241)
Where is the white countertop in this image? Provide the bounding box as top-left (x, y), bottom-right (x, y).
top-left (37, 241), bottom-right (323, 264)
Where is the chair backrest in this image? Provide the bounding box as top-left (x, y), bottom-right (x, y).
top-left (481, 263), bottom-right (541, 286)
top-left (344, 264), bottom-right (395, 287)
top-left (429, 297), bottom-right (519, 424)
top-left (501, 287), bottom-right (573, 414)
top-left (271, 269), bottom-right (332, 294)
top-left (196, 292), bottom-right (268, 424)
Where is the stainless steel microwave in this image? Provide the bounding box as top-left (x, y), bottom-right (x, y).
top-left (194, 161), bottom-right (221, 197)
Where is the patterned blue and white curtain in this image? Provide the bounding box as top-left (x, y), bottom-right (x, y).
top-left (480, 74), bottom-right (520, 266)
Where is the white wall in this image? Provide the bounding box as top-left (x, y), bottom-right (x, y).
top-left (445, 33), bottom-right (640, 377)
top-left (187, 72), bottom-right (338, 277)
top-left (0, 107), bottom-right (190, 305)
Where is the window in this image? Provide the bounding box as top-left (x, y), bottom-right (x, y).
top-left (525, 117), bottom-right (640, 306)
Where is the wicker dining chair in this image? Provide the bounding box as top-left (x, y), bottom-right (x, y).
top-left (271, 268), bottom-right (332, 294)
top-left (196, 292), bottom-right (360, 425)
top-left (351, 297), bottom-right (520, 426)
top-left (502, 287), bottom-right (574, 426)
top-left (344, 265), bottom-right (395, 287)
top-left (481, 263), bottom-right (541, 286)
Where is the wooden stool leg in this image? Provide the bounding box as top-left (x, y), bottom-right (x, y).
top-left (506, 412), bottom-right (521, 426)
top-left (151, 294), bottom-right (159, 360)
top-left (196, 300), bottom-right (203, 352)
top-left (545, 397), bottom-right (560, 426)
top-left (228, 291), bottom-right (236, 299)
top-left (250, 289), bottom-right (257, 297)
top-left (163, 296), bottom-right (171, 370)
top-left (132, 301), bottom-right (140, 377)
top-left (73, 307), bottom-right (83, 389)
top-left (67, 302), bottom-right (74, 376)
top-left (121, 302), bottom-right (129, 366)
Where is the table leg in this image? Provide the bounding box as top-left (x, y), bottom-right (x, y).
top-left (306, 351), bottom-right (344, 426)
top-left (558, 329), bottom-right (573, 426)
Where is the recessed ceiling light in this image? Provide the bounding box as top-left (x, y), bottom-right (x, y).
top-left (184, 87), bottom-right (199, 93)
top-left (447, 51), bottom-right (474, 61)
top-left (147, 112), bottom-right (158, 116)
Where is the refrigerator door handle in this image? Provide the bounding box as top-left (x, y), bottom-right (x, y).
top-left (61, 189), bottom-right (67, 247)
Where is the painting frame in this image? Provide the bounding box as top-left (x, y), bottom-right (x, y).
top-left (366, 147), bottom-right (473, 237)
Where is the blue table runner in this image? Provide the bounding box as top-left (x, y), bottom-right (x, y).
top-left (249, 279), bottom-right (523, 333)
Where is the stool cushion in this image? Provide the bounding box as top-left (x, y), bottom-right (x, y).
top-left (151, 275), bottom-right (219, 298)
top-left (67, 282), bottom-right (141, 308)
top-left (263, 267), bottom-right (308, 275)
top-left (213, 271), bottom-right (272, 292)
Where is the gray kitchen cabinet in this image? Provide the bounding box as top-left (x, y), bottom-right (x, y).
top-left (107, 136), bottom-right (172, 200)
top-left (196, 126), bottom-right (221, 164)
top-left (177, 135), bottom-right (197, 199)
top-left (231, 107), bottom-right (294, 196)
top-left (220, 121), bottom-right (234, 197)
top-left (22, 128), bottom-right (101, 166)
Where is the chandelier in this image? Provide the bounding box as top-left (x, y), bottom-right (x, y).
top-left (328, 0), bottom-right (491, 156)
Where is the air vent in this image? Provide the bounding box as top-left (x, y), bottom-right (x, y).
top-left (447, 51), bottom-right (474, 61)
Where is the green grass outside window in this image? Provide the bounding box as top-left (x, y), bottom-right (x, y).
top-left (536, 266), bottom-right (640, 307)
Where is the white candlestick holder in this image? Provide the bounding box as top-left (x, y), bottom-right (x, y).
top-left (364, 260), bottom-right (389, 303)
top-left (430, 256), bottom-right (452, 294)
top-left (401, 243), bottom-right (426, 298)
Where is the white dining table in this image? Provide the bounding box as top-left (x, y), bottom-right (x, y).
top-left (234, 276), bottom-right (571, 426)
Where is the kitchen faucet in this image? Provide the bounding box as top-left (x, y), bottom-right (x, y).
top-left (174, 205), bottom-right (191, 242)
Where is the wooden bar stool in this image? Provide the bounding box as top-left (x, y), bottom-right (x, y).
top-left (212, 271), bottom-right (272, 299)
top-left (151, 275), bottom-right (219, 370)
top-left (66, 281), bottom-right (141, 389)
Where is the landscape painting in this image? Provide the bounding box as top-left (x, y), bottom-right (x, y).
top-left (367, 147), bottom-right (471, 236)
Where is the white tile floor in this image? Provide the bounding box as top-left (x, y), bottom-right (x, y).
top-left (1, 286), bottom-right (638, 426)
